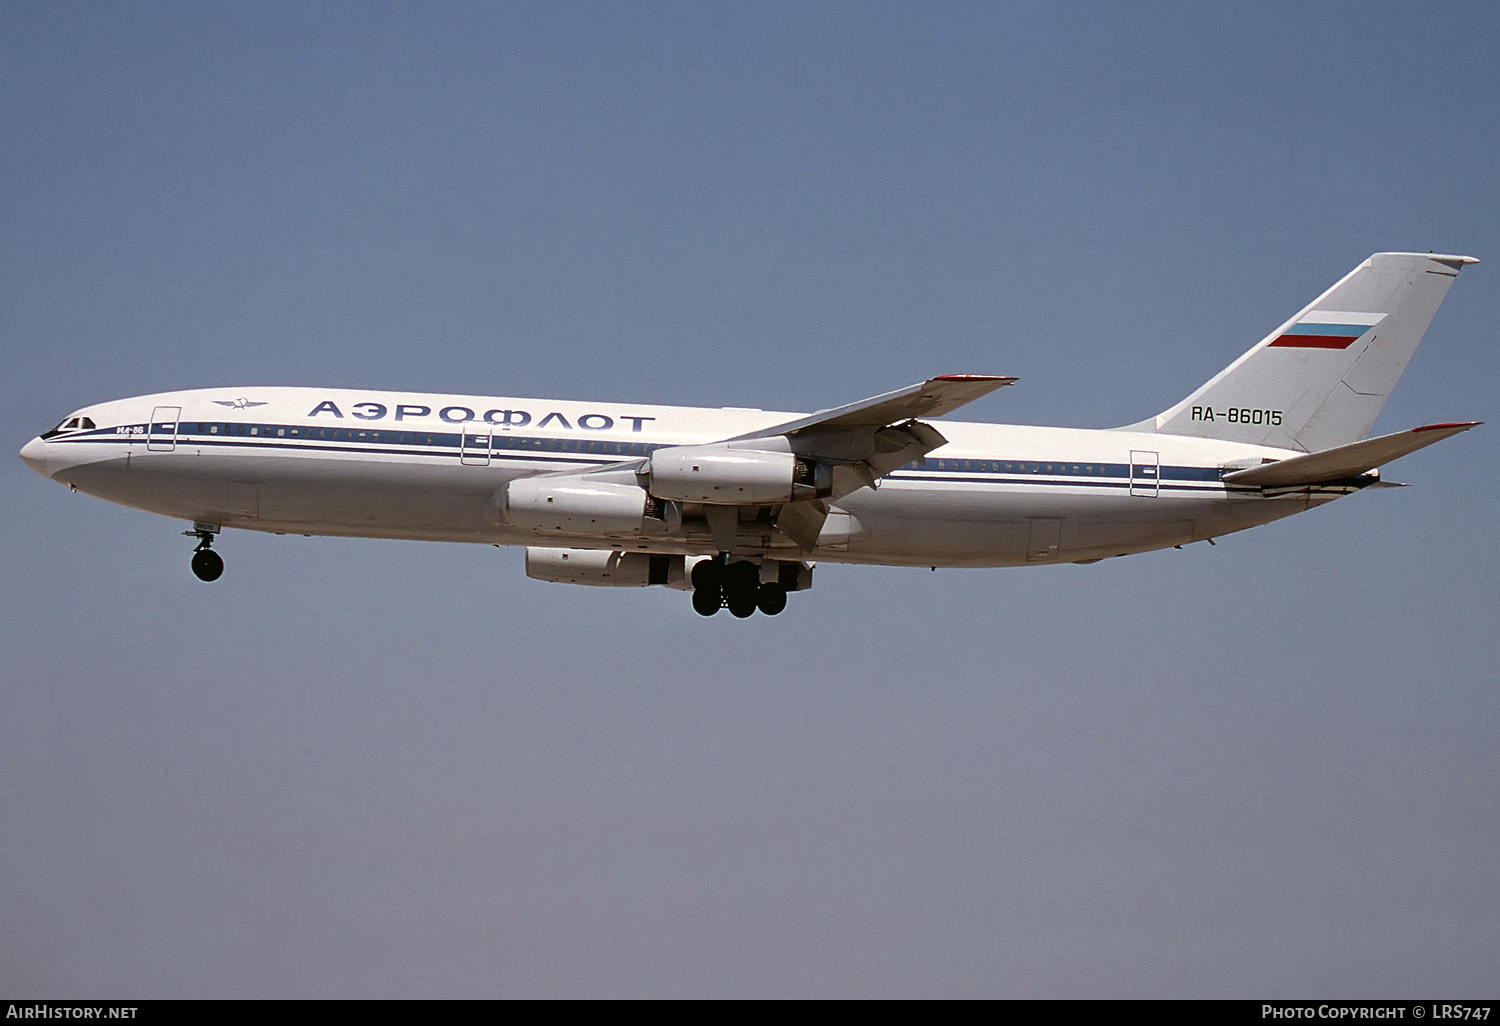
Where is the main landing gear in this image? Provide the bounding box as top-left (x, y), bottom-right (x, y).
top-left (690, 556), bottom-right (789, 618)
top-left (185, 523), bottom-right (224, 582)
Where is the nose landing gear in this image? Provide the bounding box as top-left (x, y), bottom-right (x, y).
top-left (184, 523), bottom-right (224, 582)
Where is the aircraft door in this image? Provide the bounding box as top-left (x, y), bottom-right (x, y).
top-left (1026, 518), bottom-right (1063, 562)
top-left (461, 425), bottom-right (491, 466)
top-left (1129, 450), bottom-right (1160, 497)
top-left (147, 406), bottom-right (181, 452)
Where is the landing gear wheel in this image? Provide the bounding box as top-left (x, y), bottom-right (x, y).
top-left (724, 560), bottom-right (760, 618)
top-left (191, 548), bottom-right (224, 582)
top-left (691, 559), bottom-right (724, 591)
top-left (727, 560), bottom-right (759, 592)
top-left (691, 587), bottom-right (722, 616)
top-left (756, 583), bottom-right (788, 616)
top-left (726, 590), bottom-right (757, 618)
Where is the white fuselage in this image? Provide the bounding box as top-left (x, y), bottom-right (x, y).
top-left (20, 385), bottom-right (1353, 568)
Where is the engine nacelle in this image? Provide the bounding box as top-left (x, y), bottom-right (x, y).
top-left (500, 477), bottom-right (680, 536)
top-left (526, 547), bottom-right (679, 587)
top-left (529, 549), bottom-right (814, 594)
top-left (647, 445), bottom-right (830, 505)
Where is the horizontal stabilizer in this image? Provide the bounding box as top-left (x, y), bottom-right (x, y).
top-left (1222, 422), bottom-right (1480, 488)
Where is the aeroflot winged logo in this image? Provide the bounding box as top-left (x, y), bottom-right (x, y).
top-left (213, 398), bottom-right (269, 410)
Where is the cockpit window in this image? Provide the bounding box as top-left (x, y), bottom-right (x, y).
top-left (40, 415), bottom-right (95, 440)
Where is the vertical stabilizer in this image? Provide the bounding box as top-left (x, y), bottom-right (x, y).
top-left (1131, 253), bottom-right (1476, 452)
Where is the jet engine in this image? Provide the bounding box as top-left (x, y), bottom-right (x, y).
top-left (525, 548), bottom-right (679, 587)
top-left (526, 549), bottom-right (815, 602)
top-left (500, 477), bottom-right (680, 536)
top-left (646, 445), bottom-right (831, 504)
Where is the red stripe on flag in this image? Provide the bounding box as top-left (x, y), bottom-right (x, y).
top-left (1267, 333), bottom-right (1360, 349)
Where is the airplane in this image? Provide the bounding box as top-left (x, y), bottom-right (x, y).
top-left (19, 251), bottom-right (1480, 617)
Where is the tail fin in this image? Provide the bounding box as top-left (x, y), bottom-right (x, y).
top-left (1130, 252), bottom-right (1477, 452)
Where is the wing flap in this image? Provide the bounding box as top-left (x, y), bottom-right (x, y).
top-left (1223, 422), bottom-right (1480, 488)
top-left (774, 500), bottom-right (829, 550)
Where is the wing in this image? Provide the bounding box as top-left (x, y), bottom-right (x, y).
top-left (495, 374), bottom-right (1017, 554)
top-left (728, 374), bottom-right (1017, 550)
top-left (725, 374), bottom-right (1017, 440)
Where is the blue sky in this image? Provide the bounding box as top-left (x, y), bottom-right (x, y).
top-left (3, 2), bottom-right (1497, 997)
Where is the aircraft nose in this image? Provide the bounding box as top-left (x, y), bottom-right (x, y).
top-left (19, 437), bottom-right (51, 477)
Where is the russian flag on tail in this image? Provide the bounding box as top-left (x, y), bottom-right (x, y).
top-left (1268, 316), bottom-right (1381, 350)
